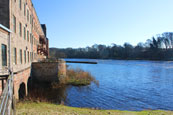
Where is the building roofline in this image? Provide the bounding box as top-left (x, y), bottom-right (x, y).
top-left (0, 24), bottom-right (12, 33)
top-left (30, 1), bottom-right (45, 36)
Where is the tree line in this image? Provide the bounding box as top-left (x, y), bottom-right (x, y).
top-left (49, 32), bottom-right (173, 60)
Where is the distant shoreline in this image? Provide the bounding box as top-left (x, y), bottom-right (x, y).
top-left (64, 58), bottom-right (173, 62)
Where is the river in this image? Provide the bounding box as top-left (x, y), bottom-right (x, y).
top-left (61, 59), bottom-right (173, 111)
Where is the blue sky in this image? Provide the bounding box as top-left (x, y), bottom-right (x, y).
top-left (33, 0), bottom-right (173, 48)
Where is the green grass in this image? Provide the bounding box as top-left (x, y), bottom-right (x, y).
top-left (16, 102), bottom-right (173, 115)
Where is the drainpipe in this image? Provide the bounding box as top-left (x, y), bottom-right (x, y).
top-left (8, 0), bottom-right (12, 74)
top-left (8, 32), bottom-right (11, 74)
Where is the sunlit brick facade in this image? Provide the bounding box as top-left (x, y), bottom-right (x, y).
top-left (0, 0), bottom-right (49, 99)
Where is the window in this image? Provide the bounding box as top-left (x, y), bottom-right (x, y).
top-left (27, 10), bottom-right (29, 21)
top-left (13, 48), bottom-right (17, 65)
top-left (34, 53), bottom-right (35, 60)
top-left (33, 22), bottom-right (35, 30)
top-left (13, 15), bottom-right (16, 33)
top-left (34, 53), bottom-right (36, 60)
top-left (35, 53), bottom-right (37, 60)
top-left (32, 18), bottom-right (33, 27)
top-left (19, 22), bottom-right (22, 37)
top-left (24, 27), bottom-right (26, 40)
top-left (33, 37), bottom-right (35, 45)
top-left (1, 44), bottom-right (7, 66)
top-left (30, 15), bottom-right (32, 24)
top-left (31, 35), bottom-right (32, 44)
top-left (30, 33), bottom-right (32, 43)
top-left (24, 4), bottom-right (26, 16)
top-left (31, 36), bottom-right (34, 44)
top-left (32, 52), bottom-right (33, 61)
top-left (20, 49), bottom-right (22, 64)
top-left (19, 0), bottom-right (22, 10)
top-left (24, 50), bottom-right (26, 63)
top-left (28, 51), bottom-right (29, 62)
top-left (27, 30), bottom-right (29, 42)
top-left (30, 52), bottom-right (32, 62)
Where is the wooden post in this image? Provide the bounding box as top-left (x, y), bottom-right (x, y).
top-left (12, 95), bottom-right (16, 115)
top-left (2, 80), bottom-right (4, 91)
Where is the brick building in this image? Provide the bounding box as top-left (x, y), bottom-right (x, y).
top-left (0, 0), bottom-right (49, 99)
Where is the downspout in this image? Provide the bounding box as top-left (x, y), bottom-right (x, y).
top-left (8, 0), bottom-right (11, 74)
top-left (8, 32), bottom-right (11, 73)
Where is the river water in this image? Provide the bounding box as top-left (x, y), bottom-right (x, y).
top-left (62, 59), bottom-right (173, 111)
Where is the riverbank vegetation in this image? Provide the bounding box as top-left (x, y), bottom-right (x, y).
top-left (16, 101), bottom-right (173, 115)
top-left (25, 68), bottom-right (98, 103)
top-left (61, 68), bottom-right (99, 86)
top-left (50, 32), bottom-right (173, 60)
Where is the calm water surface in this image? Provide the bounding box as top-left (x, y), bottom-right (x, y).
top-left (63, 59), bottom-right (173, 111)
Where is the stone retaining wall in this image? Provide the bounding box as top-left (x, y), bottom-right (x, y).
top-left (31, 60), bottom-right (66, 83)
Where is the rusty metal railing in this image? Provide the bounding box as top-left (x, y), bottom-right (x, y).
top-left (0, 70), bottom-right (15, 115)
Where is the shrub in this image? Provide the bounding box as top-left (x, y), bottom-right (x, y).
top-left (62, 68), bottom-right (99, 86)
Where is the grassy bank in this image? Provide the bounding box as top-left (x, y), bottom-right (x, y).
top-left (16, 102), bottom-right (173, 115)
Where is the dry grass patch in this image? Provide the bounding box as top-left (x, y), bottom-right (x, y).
top-left (61, 68), bottom-right (99, 86)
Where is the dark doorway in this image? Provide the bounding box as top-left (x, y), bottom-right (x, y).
top-left (27, 77), bottom-right (32, 94)
top-left (18, 83), bottom-right (26, 99)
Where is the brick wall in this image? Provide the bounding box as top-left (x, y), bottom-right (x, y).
top-left (0, 27), bottom-right (9, 75)
top-left (0, 0), bottom-right (49, 100)
top-left (13, 67), bottom-right (31, 100)
top-left (9, 0), bottom-right (37, 73)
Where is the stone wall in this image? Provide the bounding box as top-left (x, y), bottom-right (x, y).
top-left (31, 60), bottom-right (66, 83)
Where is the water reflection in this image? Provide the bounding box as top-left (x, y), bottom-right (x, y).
top-left (28, 82), bottom-right (68, 104)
